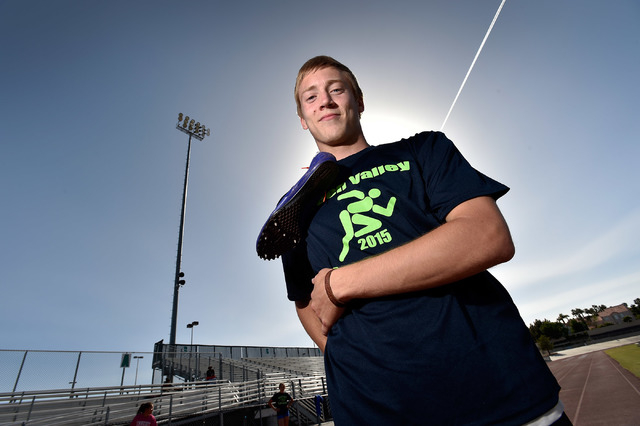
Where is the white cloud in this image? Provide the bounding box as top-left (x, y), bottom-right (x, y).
top-left (497, 207), bottom-right (640, 290)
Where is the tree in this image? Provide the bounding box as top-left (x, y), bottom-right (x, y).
top-left (529, 319), bottom-right (544, 340)
top-left (540, 320), bottom-right (565, 340)
top-left (630, 299), bottom-right (640, 317)
top-left (538, 335), bottom-right (554, 357)
top-left (569, 318), bottom-right (588, 333)
top-left (571, 308), bottom-right (585, 321)
top-left (583, 307), bottom-right (599, 325)
top-left (528, 298), bottom-right (640, 333)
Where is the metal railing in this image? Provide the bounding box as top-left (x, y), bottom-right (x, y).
top-left (0, 375), bottom-right (329, 425)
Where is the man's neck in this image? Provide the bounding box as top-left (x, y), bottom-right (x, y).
top-left (317, 137), bottom-right (369, 161)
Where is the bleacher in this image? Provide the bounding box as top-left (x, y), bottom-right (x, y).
top-left (0, 348), bottom-right (331, 425)
top-left (159, 353), bottom-right (325, 384)
top-left (243, 357), bottom-right (325, 377)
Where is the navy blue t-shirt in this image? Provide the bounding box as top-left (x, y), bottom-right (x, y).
top-left (283, 132), bottom-right (560, 425)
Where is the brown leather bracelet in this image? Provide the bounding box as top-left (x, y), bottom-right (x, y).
top-left (325, 269), bottom-right (345, 308)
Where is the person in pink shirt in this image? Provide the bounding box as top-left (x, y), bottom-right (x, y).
top-left (130, 402), bottom-right (157, 426)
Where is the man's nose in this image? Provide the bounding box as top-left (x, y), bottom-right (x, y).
top-left (319, 91), bottom-right (337, 108)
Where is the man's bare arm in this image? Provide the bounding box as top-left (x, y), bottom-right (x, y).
top-left (310, 196), bottom-right (514, 332)
top-left (295, 300), bottom-right (329, 352)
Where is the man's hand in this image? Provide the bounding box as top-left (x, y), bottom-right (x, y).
top-left (310, 268), bottom-right (345, 335)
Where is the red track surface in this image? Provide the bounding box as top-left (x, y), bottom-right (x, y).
top-left (548, 349), bottom-right (640, 425)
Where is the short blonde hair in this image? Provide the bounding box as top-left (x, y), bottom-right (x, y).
top-left (294, 56), bottom-right (363, 116)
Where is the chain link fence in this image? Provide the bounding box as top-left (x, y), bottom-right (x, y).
top-left (1, 345), bottom-right (322, 394)
top-left (0, 350), bottom-right (157, 393)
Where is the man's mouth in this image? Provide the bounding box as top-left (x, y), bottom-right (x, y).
top-left (320, 113), bottom-right (339, 121)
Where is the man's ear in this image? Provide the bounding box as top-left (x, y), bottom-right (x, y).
top-left (358, 97), bottom-right (365, 115)
top-left (300, 116), bottom-right (309, 130)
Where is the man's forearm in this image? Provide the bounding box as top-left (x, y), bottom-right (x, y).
top-left (329, 197), bottom-right (515, 302)
top-left (295, 300), bottom-right (328, 351)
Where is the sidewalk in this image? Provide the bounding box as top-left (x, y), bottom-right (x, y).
top-left (549, 335), bottom-right (640, 360)
top-left (546, 335), bottom-right (640, 425)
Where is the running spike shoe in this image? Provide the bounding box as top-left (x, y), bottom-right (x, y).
top-left (257, 152), bottom-right (339, 260)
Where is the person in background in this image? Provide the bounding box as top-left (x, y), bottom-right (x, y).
top-left (130, 402), bottom-right (157, 426)
top-left (268, 383), bottom-right (294, 426)
top-left (205, 366), bottom-right (216, 381)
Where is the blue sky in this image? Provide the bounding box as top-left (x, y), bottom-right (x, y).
top-left (1, 0), bottom-right (639, 354)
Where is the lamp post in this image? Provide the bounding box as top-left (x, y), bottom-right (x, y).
top-left (169, 113), bottom-right (211, 347)
top-left (187, 321), bottom-right (199, 380)
top-left (133, 356), bottom-right (144, 386)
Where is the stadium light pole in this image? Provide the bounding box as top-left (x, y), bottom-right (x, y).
top-left (187, 321), bottom-right (199, 380)
top-left (169, 114), bottom-right (211, 348)
top-left (133, 356), bottom-right (144, 386)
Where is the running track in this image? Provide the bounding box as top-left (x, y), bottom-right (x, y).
top-left (547, 337), bottom-right (640, 425)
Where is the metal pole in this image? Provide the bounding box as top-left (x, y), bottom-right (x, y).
top-left (189, 325), bottom-right (194, 380)
top-left (291, 380), bottom-right (300, 426)
top-left (195, 346), bottom-right (200, 380)
top-left (70, 352), bottom-right (81, 397)
top-left (219, 353), bottom-right (223, 381)
top-left (12, 351), bottom-right (28, 393)
top-left (170, 133), bottom-right (192, 346)
top-left (134, 356), bottom-right (143, 386)
top-left (168, 393), bottom-right (174, 425)
top-left (120, 366), bottom-right (126, 396)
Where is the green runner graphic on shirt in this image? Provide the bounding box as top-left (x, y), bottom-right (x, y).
top-left (337, 188), bottom-right (397, 261)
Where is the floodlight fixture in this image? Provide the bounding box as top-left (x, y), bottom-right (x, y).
top-left (176, 112), bottom-right (211, 141)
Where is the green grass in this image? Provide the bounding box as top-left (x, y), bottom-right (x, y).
top-left (605, 344), bottom-right (640, 378)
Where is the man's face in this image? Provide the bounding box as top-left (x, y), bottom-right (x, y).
top-left (298, 66), bottom-right (364, 149)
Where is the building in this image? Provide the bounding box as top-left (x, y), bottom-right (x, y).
top-left (597, 304), bottom-right (634, 325)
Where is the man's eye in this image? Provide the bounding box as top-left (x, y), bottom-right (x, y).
top-left (331, 88), bottom-right (344, 94)
top-left (306, 95), bottom-right (316, 102)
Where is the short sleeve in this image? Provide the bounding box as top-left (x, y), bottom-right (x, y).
top-left (410, 132), bottom-right (509, 222)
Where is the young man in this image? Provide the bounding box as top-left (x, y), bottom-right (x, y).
top-left (274, 56), bottom-right (568, 425)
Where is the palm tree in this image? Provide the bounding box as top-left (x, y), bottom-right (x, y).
top-left (557, 313), bottom-right (569, 324)
top-left (583, 307), bottom-right (599, 326)
top-left (571, 308), bottom-right (585, 321)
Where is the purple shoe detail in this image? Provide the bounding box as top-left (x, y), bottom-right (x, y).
top-left (257, 152), bottom-right (339, 260)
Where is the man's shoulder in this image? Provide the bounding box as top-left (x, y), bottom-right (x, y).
top-left (374, 131), bottom-right (448, 152)
top-left (360, 131), bottom-right (451, 165)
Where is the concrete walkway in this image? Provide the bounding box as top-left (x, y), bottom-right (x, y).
top-left (549, 335), bottom-right (640, 360)
top-left (547, 335), bottom-right (640, 425)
